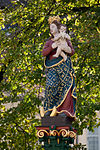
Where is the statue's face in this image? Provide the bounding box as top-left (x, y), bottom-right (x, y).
top-left (50, 23), bottom-right (58, 35)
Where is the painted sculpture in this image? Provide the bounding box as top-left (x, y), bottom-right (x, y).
top-left (52, 24), bottom-right (71, 61)
top-left (40, 16), bottom-right (77, 119)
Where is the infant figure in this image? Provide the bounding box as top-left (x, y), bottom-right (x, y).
top-left (52, 25), bottom-right (71, 61)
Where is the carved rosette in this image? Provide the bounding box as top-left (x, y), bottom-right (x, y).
top-left (37, 129), bottom-right (76, 139)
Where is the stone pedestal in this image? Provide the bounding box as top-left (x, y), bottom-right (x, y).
top-left (41, 116), bottom-right (73, 127)
top-left (36, 116), bottom-right (77, 150)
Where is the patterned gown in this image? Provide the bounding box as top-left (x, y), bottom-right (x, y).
top-left (42, 39), bottom-right (77, 119)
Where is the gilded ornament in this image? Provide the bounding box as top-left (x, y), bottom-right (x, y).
top-left (59, 129), bottom-right (68, 137)
top-left (50, 130), bottom-right (59, 136)
top-left (37, 130), bottom-right (49, 138)
top-left (69, 131), bottom-right (76, 138)
top-left (48, 15), bottom-right (61, 24)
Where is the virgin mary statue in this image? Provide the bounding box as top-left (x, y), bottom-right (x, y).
top-left (40, 16), bottom-right (77, 119)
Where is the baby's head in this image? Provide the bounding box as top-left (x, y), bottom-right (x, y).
top-left (59, 24), bottom-right (66, 33)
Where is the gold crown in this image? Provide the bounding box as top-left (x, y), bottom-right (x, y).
top-left (48, 15), bottom-right (61, 24)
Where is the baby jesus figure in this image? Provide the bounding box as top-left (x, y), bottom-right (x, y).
top-left (52, 25), bottom-right (72, 61)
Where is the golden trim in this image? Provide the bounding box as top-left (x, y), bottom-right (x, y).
top-left (72, 94), bottom-right (77, 99)
top-left (57, 138), bottom-right (60, 144)
top-left (44, 72), bottom-right (76, 118)
top-left (44, 60), bottom-right (77, 118)
top-left (37, 129), bottom-right (76, 139)
top-left (50, 130), bottom-right (59, 136)
top-left (48, 139), bottom-right (50, 144)
top-left (69, 131), bottom-right (76, 138)
top-left (37, 130), bottom-right (49, 138)
top-left (44, 57), bottom-right (64, 68)
top-left (59, 129), bottom-right (68, 137)
top-left (57, 110), bottom-right (76, 118)
top-left (72, 86), bottom-right (77, 99)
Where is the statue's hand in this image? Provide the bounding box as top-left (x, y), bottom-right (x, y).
top-left (53, 34), bottom-right (61, 41)
top-left (60, 32), bottom-right (65, 39)
top-left (65, 34), bottom-right (71, 40)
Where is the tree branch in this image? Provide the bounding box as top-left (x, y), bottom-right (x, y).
top-left (72, 5), bottom-right (100, 12)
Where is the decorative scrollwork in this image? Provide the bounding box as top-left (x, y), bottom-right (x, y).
top-left (59, 129), bottom-right (68, 137)
top-left (50, 130), bottom-right (59, 136)
top-left (69, 131), bottom-right (76, 138)
top-left (37, 130), bottom-right (49, 138)
top-left (37, 129), bottom-right (76, 139)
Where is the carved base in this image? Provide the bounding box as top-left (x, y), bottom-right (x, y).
top-left (36, 125), bottom-right (77, 150)
top-left (36, 116), bottom-right (77, 149)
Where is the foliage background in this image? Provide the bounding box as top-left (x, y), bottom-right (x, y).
top-left (0, 0), bottom-right (100, 149)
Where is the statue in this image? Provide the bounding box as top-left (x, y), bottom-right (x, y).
top-left (52, 24), bottom-right (71, 61)
top-left (40, 16), bottom-right (77, 120)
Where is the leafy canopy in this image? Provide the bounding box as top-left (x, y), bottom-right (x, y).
top-left (0, 0), bottom-right (100, 149)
